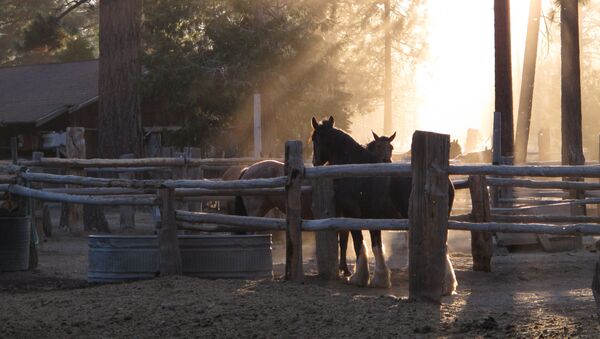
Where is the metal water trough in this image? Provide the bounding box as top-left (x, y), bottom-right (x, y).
top-left (88, 234), bottom-right (273, 283)
top-left (0, 216), bottom-right (31, 271)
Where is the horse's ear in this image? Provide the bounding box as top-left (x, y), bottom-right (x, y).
top-left (328, 115), bottom-right (334, 125)
top-left (311, 117), bottom-right (319, 130)
top-left (372, 130), bottom-right (379, 140)
top-left (389, 131), bottom-right (396, 142)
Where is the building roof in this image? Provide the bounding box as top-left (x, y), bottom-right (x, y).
top-left (0, 59), bottom-right (98, 126)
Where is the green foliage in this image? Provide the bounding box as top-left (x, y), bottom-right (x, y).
top-left (142, 0), bottom-right (357, 153)
top-left (19, 13), bottom-right (66, 52)
top-left (56, 36), bottom-right (95, 62)
top-left (0, 0), bottom-right (97, 65)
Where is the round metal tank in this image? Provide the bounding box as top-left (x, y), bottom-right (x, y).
top-left (88, 234), bottom-right (273, 283)
top-left (0, 217), bottom-right (31, 271)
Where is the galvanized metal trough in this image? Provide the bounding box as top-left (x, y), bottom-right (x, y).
top-left (0, 216), bottom-right (31, 271)
top-left (88, 234), bottom-right (273, 283)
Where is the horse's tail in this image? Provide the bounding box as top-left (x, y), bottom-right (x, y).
top-left (448, 179), bottom-right (455, 217)
top-left (233, 168), bottom-right (249, 216)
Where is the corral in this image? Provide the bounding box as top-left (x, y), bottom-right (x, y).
top-left (2, 132), bottom-right (600, 337)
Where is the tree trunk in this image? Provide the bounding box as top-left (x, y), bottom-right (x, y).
top-left (514, 0), bottom-right (542, 164)
top-left (98, 0), bottom-right (143, 158)
top-left (494, 0), bottom-right (514, 158)
top-left (87, 0), bottom-right (143, 231)
top-left (561, 0), bottom-right (586, 221)
top-left (383, 0), bottom-right (392, 135)
top-left (560, 0), bottom-right (584, 167)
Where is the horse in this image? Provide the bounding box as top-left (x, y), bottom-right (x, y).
top-left (369, 130), bottom-right (457, 295)
top-left (232, 136), bottom-right (397, 278)
top-left (312, 116), bottom-right (457, 294)
top-left (231, 160), bottom-right (312, 219)
top-left (311, 116), bottom-right (399, 288)
top-left (398, 138), bottom-right (462, 161)
top-left (336, 130), bottom-right (396, 277)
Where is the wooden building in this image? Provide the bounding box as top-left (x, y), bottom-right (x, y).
top-left (0, 59), bottom-right (185, 159)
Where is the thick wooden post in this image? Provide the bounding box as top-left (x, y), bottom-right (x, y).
top-left (311, 178), bottom-right (338, 280)
top-left (409, 131), bottom-right (449, 303)
top-left (157, 188), bottom-right (182, 275)
top-left (468, 175), bottom-right (493, 272)
top-left (284, 141), bottom-right (304, 282)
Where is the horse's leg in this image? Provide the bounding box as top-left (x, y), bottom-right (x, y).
top-left (369, 230), bottom-right (391, 288)
top-left (442, 246), bottom-right (458, 296)
top-left (442, 181), bottom-right (458, 296)
top-left (338, 230), bottom-right (352, 276)
top-left (348, 230), bottom-right (369, 287)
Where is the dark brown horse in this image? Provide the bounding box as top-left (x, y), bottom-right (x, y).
top-left (312, 116), bottom-right (457, 293)
top-left (311, 116), bottom-right (398, 288)
top-left (367, 129), bottom-right (457, 295)
top-left (337, 130), bottom-right (396, 277)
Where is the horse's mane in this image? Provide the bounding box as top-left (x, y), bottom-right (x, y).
top-left (319, 125), bottom-right (380, 164)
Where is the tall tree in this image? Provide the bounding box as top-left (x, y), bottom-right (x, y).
top-left (494, 0), bottom-right (514, 160)
top-left (383, 0), bottom-right (392, 135)
top-left (85, 0), bottom-right (143, 232)
top-left (514, 0), bottom-right (542, 164)
top-left (561, 0), bottom-right (585, 166)
top-left (98, 0), bottom-right (143, 158)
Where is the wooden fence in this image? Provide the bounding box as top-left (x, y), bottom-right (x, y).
top-left (3, 131), bottom-right (600, 302)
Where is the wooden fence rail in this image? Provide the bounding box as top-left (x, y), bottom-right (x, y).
top-left (450, 164), bottom-right (600, 177)
top-left (487, 177), bottom-right (600, 190)
top-left (5, 185), bottom-right (158, 206)
top-left (20, 156), bottom-right (270, 168)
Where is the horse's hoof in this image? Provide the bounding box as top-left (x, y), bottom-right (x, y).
top-left (370, 268), bottom-right (392, 289)
top-left (339, 265), bottom-right (353, 277)
top-left (442, 255), bottom-right (458, 296)
top-left (348, 272), bottom-right (369, 287)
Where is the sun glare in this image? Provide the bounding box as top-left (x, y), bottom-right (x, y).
top-left (351, 0), bottom-right (554, 153)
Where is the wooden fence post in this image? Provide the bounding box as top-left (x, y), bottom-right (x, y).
top-left (592, 258), bottom-right (600, 315)
top-left (31, 152), bottom-right (46, 243)
top-left (468, 175), bottom-right (493, 272)
top-left (65, 127), bottom-right (85, 234)
top-left (285, 140), bottom-right (304, 282)
top-left (409, 131), bottom-right (449, 303)
top-left (311, 178), bottom-right (338, 280)
top-left (157, 188), bottom-right (182, 275)
top-left (119, 153), bottom-right (135, 230)
top-left (10, 137), bottom-right (18, 164)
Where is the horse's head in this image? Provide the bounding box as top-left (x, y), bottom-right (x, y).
top-left (450, 139), bottom-right (462, 159)
top-left (367, 131), bottom-right (396, 163)
top-left (310, 115), bottom-right (335, 166)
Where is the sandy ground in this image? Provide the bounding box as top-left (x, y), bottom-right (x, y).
top-left (1, 207), bottom-right (600, 338)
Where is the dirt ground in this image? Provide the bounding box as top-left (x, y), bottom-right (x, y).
top-left (1, 207), bottom-right (600, 338)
